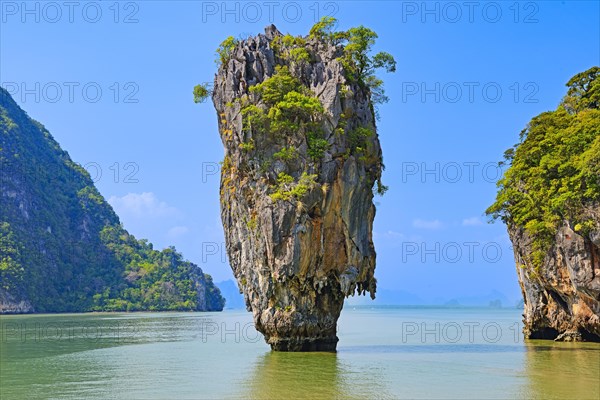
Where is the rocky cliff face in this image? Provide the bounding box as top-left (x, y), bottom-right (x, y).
top-left (212, 25), bottom-right (382, 350)
top-left (509, 212), bottom-right (600, 341)
top-left (0, 289), bottom-right (33, 313)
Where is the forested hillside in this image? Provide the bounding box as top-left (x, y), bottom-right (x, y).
top-left (0, 88), bottom-right (224, 313)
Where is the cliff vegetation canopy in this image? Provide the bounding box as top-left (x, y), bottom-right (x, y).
top-left (487, 67), bottom-right (600, 268)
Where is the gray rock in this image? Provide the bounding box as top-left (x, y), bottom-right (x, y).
top-left (555, 330), bottom-right (583, 342)
top-left (212, 26), bottom-right (382, 351)
top-left (0, 289), bottom-right (33, 314)
top-left (508, 207), bottom-right (600, 342)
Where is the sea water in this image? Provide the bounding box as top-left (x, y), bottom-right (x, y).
top-left (1, 307), bottom-right (598, 399)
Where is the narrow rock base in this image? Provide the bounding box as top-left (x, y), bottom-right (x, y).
top-left (268, 336), bottom-right (339, 352)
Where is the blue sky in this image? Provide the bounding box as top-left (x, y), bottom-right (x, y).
top-left (1, 1), bottom-right (598, 305)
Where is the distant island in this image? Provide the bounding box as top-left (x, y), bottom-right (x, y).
top-left (216, 279), bottom-right (246, 309)
top-left (0, 88), bottom-right (224, 313)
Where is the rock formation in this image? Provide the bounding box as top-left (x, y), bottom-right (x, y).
top-left (212, 24), bottom-right (388, 350)
top-left (488, 67), bottom-right (600, 342)
top-left (509, 214), bottom-right (600, 341)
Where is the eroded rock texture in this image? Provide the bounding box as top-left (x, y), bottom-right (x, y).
top-left (212, 25), bottom-right (381, 351)
top-left (509, 209), bottom-right (600, 341)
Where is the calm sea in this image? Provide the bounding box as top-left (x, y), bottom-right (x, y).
top-left (1, 307), bottom-right (598, 399)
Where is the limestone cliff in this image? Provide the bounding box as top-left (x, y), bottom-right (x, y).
top-left (509, 216), bottom-right (600, 341)
top-left (488, 67), bottom-right (600, 342)
top-left (212, 24), bottom-right (391, 350)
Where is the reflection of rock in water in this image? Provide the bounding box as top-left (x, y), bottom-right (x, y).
top-left (243, 352), bottom-right (346, 399)
top-left (524, 342), bottom-right (600, 399)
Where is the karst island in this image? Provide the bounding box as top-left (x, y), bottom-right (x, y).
top-left (195, 18), bottom-right (396, 351)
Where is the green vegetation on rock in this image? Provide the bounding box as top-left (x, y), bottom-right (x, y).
top-left (193, 84), bottom-right (211, 103)
top-left (273, 146), bottom-right (298, 161)
top-left (269, 172), bottom-right (318, 202)
top-left (0, 88), bottom-right (225, 313)
top-left (215, 36), bottom-right (238, 66)
top-left (487, 67), bottom-right (600, 268)
top-left (200, 18), bottom-right (395, 202)
top-left (309, 17), bottom-right (396, 108)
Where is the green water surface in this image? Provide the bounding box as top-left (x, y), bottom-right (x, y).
top-left (1, 307), bottom-right (598, 399)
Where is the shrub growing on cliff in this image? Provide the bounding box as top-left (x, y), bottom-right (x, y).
top-left (487, 67), bottom-right (600, 269)
top-left (239, 139), bottom-right (255, 151)
top-left (193, 84), bottom-right (211, 103)
top-left (271, 91), bottom-right (323, 121)
top-left (246, 66), bottom-right (325, 139)
top-left (270, 172), bottom-right (318, 202)
top-left (309, 17), bottom-right (396, 107)
top-left (216, 36), bottom-right (238, 66)
top-left (307, 131), bottom-right (329, 160)
top-left (273, 146), bottom-right (298, 161)
top-left (309, 16), bottom-right (337, 40)
top-left (348, 126), bottom-right (373, 152)
top-left (342, 26), bottom-right (396, 81)
top-left (375, 179), bottom-right (389, 196)
top-left (249, 66), bottom-right (302, 105)
top-left (241, 105), bottom-right (268, 135)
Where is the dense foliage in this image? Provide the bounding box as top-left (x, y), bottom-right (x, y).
top-left (0, 88), bottom-right (224, 312)
top-left (247, 66), bottom-right (324, 139)
top-left (487, 67), bottom-right (600, 268)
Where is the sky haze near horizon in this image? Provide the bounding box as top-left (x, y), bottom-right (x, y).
top-left (1, 0), bottom-right (599, 305)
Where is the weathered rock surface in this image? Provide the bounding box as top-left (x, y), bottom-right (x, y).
top-left (509, 208), bottom-right (600, 341)
top-left (212, 25), bottom-right (382, 351)
top-left (0, 289), bottom-right (33, 314)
